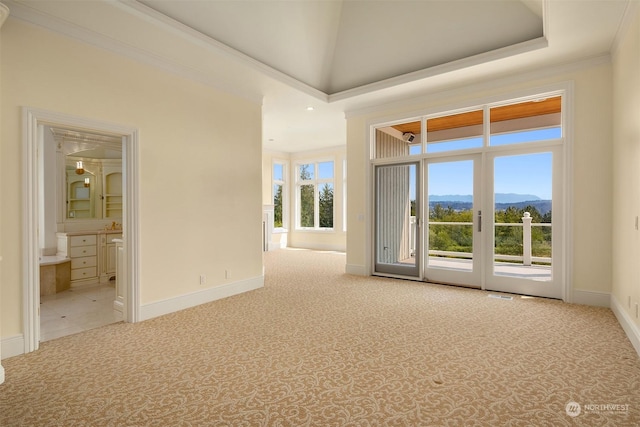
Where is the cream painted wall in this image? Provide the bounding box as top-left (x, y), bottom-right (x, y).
top-left (346, 60), bottom-right (614, 296)
top-left (612, 6), bottom-right (640, 326)
top-left (1, 19), bottom-right (263, 338)
top-left (0, 2), bottom-right (6, 384)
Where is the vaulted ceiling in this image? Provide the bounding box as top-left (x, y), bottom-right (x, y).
top-left (138, 0), bottom-right (544, 95)
top-left (4, 0), bottom-right (634, 152)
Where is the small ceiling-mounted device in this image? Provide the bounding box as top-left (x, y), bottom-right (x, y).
top-left (402, 132), bottom-right (415, 142)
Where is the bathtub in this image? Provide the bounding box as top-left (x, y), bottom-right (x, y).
top-left (39, 256), bottom-right (71, 296)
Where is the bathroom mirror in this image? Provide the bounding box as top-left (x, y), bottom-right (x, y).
top-left (66, 161), bottom-right (97, 219)
top-left (51, 127), bottom-right (123, 221)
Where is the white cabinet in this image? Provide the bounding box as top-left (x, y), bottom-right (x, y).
top-left (57, 233), bottom-right (98, 286)
top-left (101, 232), bottom-right (122, 282)
top-left (57, 231), bottom-right (122, 286)
top-left (62, 159), bottom-right (121, 220)
top-left (66, 171), bottom-right (96, 219)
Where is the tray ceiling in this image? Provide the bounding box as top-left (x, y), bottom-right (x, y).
top-left (3, 0), bottom-right (634, 152)
top-left (139, 0), bottom-right (544, 95)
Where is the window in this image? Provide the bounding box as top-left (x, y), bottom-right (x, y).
top-left (427, 109), bottom-right (484, 153)
top-left (343, 158), bottom-right (347, 232)
top-left (490, 96), bottom-right (562, 145)
top-left (273, 161), bottom-right (286, 229)
top-left (296, 161), bottom-right (334, 229)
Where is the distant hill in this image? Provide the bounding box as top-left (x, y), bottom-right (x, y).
top-left (429, 193), bottom-right (541, 203)
top-left (428, 194), bottom-right (551, 214)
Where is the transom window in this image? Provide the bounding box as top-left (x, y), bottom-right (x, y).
top-left (375, 95), bottom-right (562, 158)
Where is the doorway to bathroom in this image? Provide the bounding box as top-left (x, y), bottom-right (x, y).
top-left (23, 107), bottom-right (140, 353)
top-left (39, 125), bottom-right (123, 341)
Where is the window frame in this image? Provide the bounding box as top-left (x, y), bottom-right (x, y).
top-left (272, 160), bottom-right (288, 231)
top-left (295, 159), bottom-right (335, 231)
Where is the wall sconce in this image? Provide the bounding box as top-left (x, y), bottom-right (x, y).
top-left (84, 177), bottom-right (90, 188)
top-left (76, 161), bottom-right (84, 175)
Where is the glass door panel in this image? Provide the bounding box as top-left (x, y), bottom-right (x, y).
top-left (425, 156), bottom-right (481, 287)
top-left (374, 162), bottom-right (420, 277)
top-left (486, 150), bottom-right (562, 299)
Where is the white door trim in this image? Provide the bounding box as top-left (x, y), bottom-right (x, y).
top-left (22, 107), bottom-right (141, 354)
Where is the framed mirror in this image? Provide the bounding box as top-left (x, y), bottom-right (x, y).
top-left (50, 127), bottom-right (123, 221)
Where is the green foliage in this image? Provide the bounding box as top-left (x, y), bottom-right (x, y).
top-left (319, 183), bottom-right (334, 228)
top-left (428, 203), bottom-right (552, 258)
top-left (300, 184), bottom-right (314, 227)
top-left (274, 185), bottom-right (283, 228)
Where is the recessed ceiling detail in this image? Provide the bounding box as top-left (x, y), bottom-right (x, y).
top-left (139, 0), bottom-right (544, 95)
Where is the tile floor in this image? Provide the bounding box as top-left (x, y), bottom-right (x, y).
top-left (40, 282), bottom-right (123, 342)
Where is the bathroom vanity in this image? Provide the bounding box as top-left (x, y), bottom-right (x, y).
top-left (56, 230), bottom-right (123, 287)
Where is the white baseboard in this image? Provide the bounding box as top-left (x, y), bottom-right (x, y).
top-left (267, 241), bottom-right (281, 251)
top-left (288, 244), bottom-right (347, 252)
top-left (572, 289), bottom-right (611, 307)
top-left (1, 334), bottom-right (25, 360)
top-left (346, 264), bottom-right (367, 276)
top-left (139, 275), bottom-right (264, 322)
top-left (611, 294), bottom-right (640, 357)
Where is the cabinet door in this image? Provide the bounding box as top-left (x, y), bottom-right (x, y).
top-left (106, 243), bottom-right (117, 275)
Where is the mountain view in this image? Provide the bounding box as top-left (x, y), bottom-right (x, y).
top-left (428, 193), bottom-right (551, 214)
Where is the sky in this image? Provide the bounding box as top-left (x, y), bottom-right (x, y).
top-left (409, 127), bottom-right (559, 201)
top-left (427, 152), bottom-right (552, 200)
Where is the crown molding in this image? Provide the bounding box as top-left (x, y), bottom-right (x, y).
top-left (344, 53), bottom-right (609, 119)
top-left (610, 0), bottom-right (640, 55)
top-left (330, 36), bottom-right (549, 103)
top-left (116, 0), bottom-right (329, 103)
top-left (4, 0), bottom-right (267, 105)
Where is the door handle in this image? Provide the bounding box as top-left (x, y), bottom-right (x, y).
top-left (478, 210), bottom-right (482, 232)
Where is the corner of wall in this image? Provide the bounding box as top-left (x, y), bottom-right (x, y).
top-left (346, 264), bottom-right (367, 276)
top-left (1, 334), bottom-right (25, 360)
top-left (611, 294), bottom-right (640, 357)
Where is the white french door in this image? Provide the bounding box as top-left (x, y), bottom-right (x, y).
top-left (484, 146), bottom-right (564, 299)
top-left (422, 147), bottom-right (563, 299)
top-left (371, 91), bottom-right (567, 300)
top-left (424, 154), bottom-right (482, 287)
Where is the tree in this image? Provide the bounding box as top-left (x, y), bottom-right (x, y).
top-left (299, 164), bottom-right (314, 227)
top-left (319, 183), bottom-right (334, 228)
top-left (273, 184), bottom-right (283, 228)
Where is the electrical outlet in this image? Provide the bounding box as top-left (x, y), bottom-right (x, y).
top-left (199, 274), bottom-right (206, 285)
top-left (225, 270), bottom-right (230, 279)
top-left (629, 296), bottom-right (632, 308)
top-left (636, 303), bottom-right (639, 319)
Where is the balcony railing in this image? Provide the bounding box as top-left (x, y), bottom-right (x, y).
top-left (410, 212), bottom-right (552, 265)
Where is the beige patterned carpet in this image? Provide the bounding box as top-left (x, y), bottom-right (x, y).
top-left (1, 248), bottom-right (640, 426)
